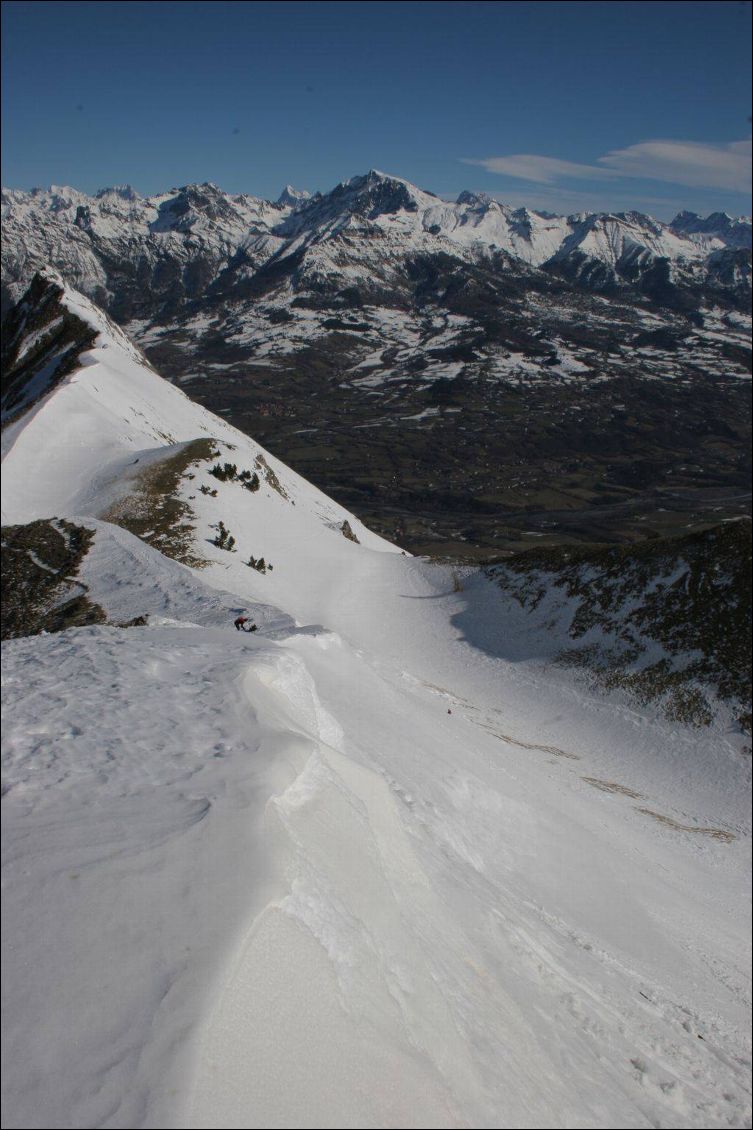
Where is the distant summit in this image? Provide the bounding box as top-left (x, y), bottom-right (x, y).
top-left (95, 185), bottom-right (140, 202)
top-left (670, 210), bottom-right (752, 250)
top-left (456, 190), bottom-right (496, 207)
top-left (277, 184), bottom-right (311, 207)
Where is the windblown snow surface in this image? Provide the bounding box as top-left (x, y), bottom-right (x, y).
top-left (1, 283), bottom-right (751, 1130)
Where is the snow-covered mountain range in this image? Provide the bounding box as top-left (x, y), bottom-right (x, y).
top-left (2, 172), bottom-right (750, 319)
top-left (2, 172), bottom-right (750, 557)
top-left (2, 271), bottom-right (751, 1129)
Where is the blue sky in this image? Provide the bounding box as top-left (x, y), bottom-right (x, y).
top-left (2, 0), bottom-right (751, 219)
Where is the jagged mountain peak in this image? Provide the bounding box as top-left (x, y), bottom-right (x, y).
top-left (456, 189), bottom-right (498, 208)
top-left (276, 184), bottom-right (311, 207)
top-left (19, 185), bottom-right (92, 213)
top-left (147, 181), bottom-right (258, 231)
top-left (673, 208), bottom-right (734, 226)
top-left (270, 169), bottom-right (451, 243)
top-left (615, 209), bottom-right (662, 227)
top-left (353, 168), bottom-right (410, 186)
top-left (670, 209), bottom-right (752, 249)
top-left (569, 209), bottom-right (653, 228)
top-left (95, 185), bottom-right (141, 202)
top-left (271, 169), bottom-right (434, 237)
top-left (163, 181), bottom-right (227, 205)
top-left (341, 168), bottom-right (441, 206)
top-left (32, 184), bottom-right (85, 198)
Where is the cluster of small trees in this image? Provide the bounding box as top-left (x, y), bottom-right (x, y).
top-left (246, 555), bottom-right (272, 573)
top-left (211, 521), bottom-right (236, 551)
top-left (209, 462), bottom-right (237, 482)
top-left (208, 521), bottom-right (273, 575)
top-left (209, 463), bottom-right (260, 492)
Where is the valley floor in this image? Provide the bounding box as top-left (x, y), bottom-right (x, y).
top-left (2, 546), bottom-right (750, 1129)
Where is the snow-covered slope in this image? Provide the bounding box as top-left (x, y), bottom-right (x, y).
top-left (1, 271), bottom-right (390, 560)
top-left (2, 281), bottom-right (751, 1130)
top-left (486, 526), bottom-right (752, 730)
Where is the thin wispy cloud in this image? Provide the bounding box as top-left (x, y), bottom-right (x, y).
top-left (464, 139), bottom-right (752, 194)
top-left (461, 154), bottom-right (617, 184)
top-left (599, 139), bottom-right (751, 192)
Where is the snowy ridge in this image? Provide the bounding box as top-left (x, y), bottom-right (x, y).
top-left (76, 518), bottom-right (296, 637)
top-left (671, 210), bottom-right (753, 251)
top-left (1, 275), bottom-right (393, 564)
top-left (2, 281), bottom-right (751, 1129)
